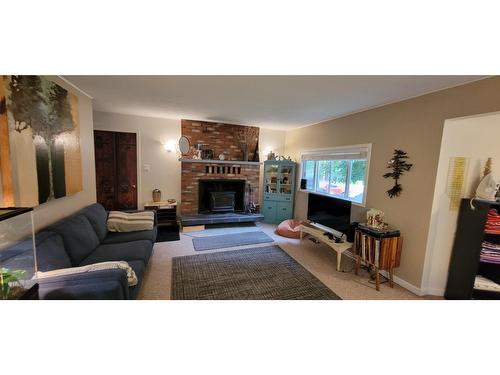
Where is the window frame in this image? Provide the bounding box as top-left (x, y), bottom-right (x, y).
top-left (299, 144), bottom-right (372, 207)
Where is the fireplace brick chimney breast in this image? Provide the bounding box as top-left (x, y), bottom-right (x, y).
top-left (180, 120), bottom-right (261, 215)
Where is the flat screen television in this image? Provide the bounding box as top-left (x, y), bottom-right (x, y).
top-left (307, 193), bottom-right (352, 235)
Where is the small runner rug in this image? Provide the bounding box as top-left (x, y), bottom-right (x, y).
top-left (171, 245), bottom-right (341, 300)
top-left (192, 231), bottom-right (274, 251)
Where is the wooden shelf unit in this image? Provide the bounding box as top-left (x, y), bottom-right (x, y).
top-left (353, 228), bottom-right (402, 291)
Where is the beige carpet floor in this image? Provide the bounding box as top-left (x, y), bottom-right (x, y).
top-left (138, 222), bottom-right (431, 300)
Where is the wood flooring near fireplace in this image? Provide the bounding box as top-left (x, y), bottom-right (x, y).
top-left (138, 223), bottom-right (429, 300)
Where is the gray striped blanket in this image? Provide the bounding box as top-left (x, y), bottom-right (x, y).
top-left (36, 261), bottom-right (138, 286)
top-left (107, 210), bottom-right (155, 232)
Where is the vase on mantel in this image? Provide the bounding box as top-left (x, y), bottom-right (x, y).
top-left (242, 144), bottom-right (249, 161)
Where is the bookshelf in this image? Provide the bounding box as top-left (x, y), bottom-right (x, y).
top-left (353, 225), bottom-right (402, 291)
top-left (445, 198), bottom-right (500, 299)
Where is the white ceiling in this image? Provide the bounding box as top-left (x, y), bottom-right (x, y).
top-left (64, 76), bottom-right (487, 130)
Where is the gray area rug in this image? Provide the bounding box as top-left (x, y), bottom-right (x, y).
top-left (171, 245), bottom-right (341, 300)
top-left (184, 223), bottom-right (260, 238)
top-left (192, 231), bottom-right (274, 251)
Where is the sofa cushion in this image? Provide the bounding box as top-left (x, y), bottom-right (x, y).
top-left (79, 240), bottom-right (153, 266)
top-left (127, 260), bottom-right (146, 299)
top-left (38, 269), bottom-right (130, 300)
top-left (48, 214), bottom-right (100, 266)
top-left (79, 203), bottom-right (108, 242)
top-left (36, 231), bottom-right (72, 272)
top-left (102, 227), bottom-right (157, 244)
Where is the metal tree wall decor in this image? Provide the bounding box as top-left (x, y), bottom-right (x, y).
top-left (383, 149), bottom-right (413, 198)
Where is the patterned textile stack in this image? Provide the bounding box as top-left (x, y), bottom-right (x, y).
top-left (474, 275), bottom-right (500, 292)
top-left (480, 241), bottom-right (500, 264)
top-left (484, 209), bottom-right (500, 235)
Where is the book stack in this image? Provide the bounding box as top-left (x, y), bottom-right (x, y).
top-left (485, 209), bottom-right (500, 235)
top-left (354, 226), bottom-right (402, 270)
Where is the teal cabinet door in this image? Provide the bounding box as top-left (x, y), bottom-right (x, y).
top-left (276, 201), bottom-right (293, 222)
top-left (263, 201), bottom-right (277, 223)
top-left (262, 160), bottom-right (296, 224)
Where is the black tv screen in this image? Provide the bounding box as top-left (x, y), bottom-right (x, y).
top-left (307, 193), bottom-right (352, 234)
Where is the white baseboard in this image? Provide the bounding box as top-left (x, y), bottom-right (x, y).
top-left (343, 250), bottom-right (425, 296)
top-left (377, 269), bottom-right (425, 296)
top-left (422, 287), bottom-right (445, 297)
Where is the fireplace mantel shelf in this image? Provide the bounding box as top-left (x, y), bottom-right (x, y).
top-left (179, 158), bottom-right (261, 166)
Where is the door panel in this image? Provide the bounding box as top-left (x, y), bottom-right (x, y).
top-left (94, 131), bottom-right (116, 210)
top-left (116, 132), bottom-right (137, 210)
top-left (276, 201), bottom-right (292, 222)
top-left (263, 201), bottom-right (277, 223)
top-left (94, 130), bottom-right (137, 210)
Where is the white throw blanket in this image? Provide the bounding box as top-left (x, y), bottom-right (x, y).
top-left (35, 261), bottom-right (138, 286)
top-left (107, 210), bottom-right (154, 232)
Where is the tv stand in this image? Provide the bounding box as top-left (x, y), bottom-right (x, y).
top-left (299, 222), bottom-right (352, 271)
top-left (322, 231), bottom-right (344, 243)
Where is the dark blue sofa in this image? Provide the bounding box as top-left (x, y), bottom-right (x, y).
top-left (33, 203), bottom-right (157, 299)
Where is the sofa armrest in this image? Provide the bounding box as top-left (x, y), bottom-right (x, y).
top-left (37, 269), bottom-right (130, 300)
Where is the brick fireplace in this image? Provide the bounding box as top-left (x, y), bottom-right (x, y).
top-left (180, 120), bottom-right (261, 216)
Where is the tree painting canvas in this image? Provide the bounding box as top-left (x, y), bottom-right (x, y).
top-left (0, 76), bottom-right (82, 207)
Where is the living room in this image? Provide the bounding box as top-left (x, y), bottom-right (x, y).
top-left (4, 75), bottom-right (500, 300)
top-left (3, 2), bottom-right (499, 374)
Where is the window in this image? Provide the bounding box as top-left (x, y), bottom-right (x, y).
top-left (300, 145), bottom-right (370, 205)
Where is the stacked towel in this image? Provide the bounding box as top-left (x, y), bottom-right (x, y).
top-left (474, 275), bottom-right (500, 292)
top-left (107, 211), bottom-right (154, 232)
top-left (480, 241), bottom-right (500, 264)
top-left (485, 209), bottom-right (500, 235)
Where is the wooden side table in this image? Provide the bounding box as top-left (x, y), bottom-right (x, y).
top-left (353, 225), bottom-right (402, 291)
top-left (144, 201), bottom-right (177, 223)
top-left (144, 201), bottom-right (179, 241)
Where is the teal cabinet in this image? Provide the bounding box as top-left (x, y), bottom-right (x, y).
top-left (262, 160), bottom-right (296, 224)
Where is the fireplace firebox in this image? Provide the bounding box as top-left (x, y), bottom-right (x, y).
top-left (199, 180), bottom-right (245, 213)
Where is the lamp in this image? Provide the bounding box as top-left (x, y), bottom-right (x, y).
top-left (163, 140), bottom-right (176, 152)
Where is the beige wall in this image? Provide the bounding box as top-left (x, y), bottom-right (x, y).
top-left (93, 111), bottom-right (181, 208)
top-left (424, 112), bottom-right (500, 295)
top-left (33, 76), bottom-right (96, 230)
top-left (284, 76), bottom-right (500, 290)
top-left (93, 112), bottom-right (287, 209)
top-left (259, 128), bottom-right (286, 157)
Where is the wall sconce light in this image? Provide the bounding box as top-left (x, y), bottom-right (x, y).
top-left (163, 140), bottom-right (176, 153)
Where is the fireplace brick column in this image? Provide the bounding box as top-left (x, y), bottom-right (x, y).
top-left (180, 119), bottom-right (261, 216)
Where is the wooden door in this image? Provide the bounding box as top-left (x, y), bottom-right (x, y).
top-left (94, 130), bottom-right (137, 210)
top-left (115, 132), bottom-right (137, 209)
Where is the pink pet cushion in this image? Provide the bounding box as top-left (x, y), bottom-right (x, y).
top-left (276, 219), bottom-right (302, 238)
